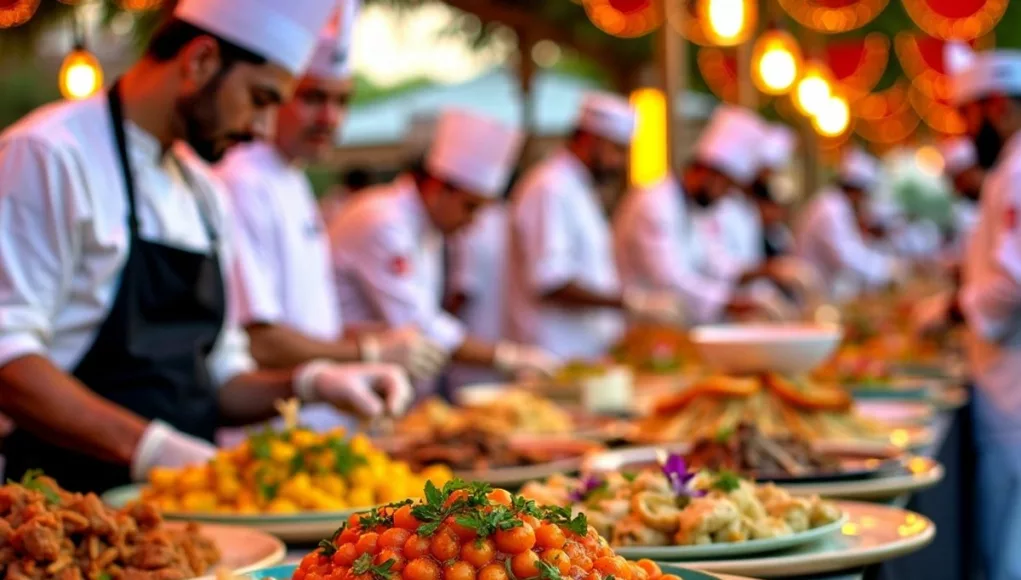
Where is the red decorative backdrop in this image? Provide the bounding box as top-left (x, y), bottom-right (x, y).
top-left (0, 0), bottom-right (39, 28)
top-left (825, 34), bottom-right (890, 100)
top-left (777, 0), bottom-right (888, 33)
top-left (583, 0), bottom-right (663, 38)
top-left (902, 0), bottom-right (1007, 40)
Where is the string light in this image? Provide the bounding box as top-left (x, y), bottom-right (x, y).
top-left (702, 0), bottom-right (756, 46)
top-left (60, 48), bottom-right (103, 100)
top-left (752, 29), bottom-right (802, 95)
top-left (795, 61), bottom-right (834, 117)
top-left (812, 94), bottom-right (851, 137)
top-left (629, 88), bottom-right (668, 187)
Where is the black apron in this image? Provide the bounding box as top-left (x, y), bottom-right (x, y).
top-left (4, 82), bottom-right (225, 493)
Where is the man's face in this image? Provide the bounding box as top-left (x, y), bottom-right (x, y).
top-left (588, 136), bottom-right (629, 186)
top-left (276, 76), bottom-right (354, 163)
top-left (174, 37), bottom-right (295, 162)
top-left (422, 179), bottom-right (489, 235)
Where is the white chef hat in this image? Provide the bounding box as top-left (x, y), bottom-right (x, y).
top-left (695, 105), bottom-right (767, 186)
top-left (306, 0), bottom-right (360, 80)
top-left (758, 123), bottom-right (797, 171)
top-left (426, 110), bottom-right (524, 199)
top-left (577, 92), bottom-right (636, 145)
top-left (940, 138), bottom-right (978, 176)
top-left (174, 0), bottom-right (336, 75)
top-left (952, 50), bottom-right (1021, 106)
top-left (839, 147), bottom-right (881, 191)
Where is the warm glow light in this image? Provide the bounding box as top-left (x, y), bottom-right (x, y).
top-left (812, 94), bottom-right (851, 137)
top-left (59, 48), bottom-right (103, 100)
top-left (702, 0), bottom-right (754, 46)
top-left (915, 145), bottom-right (944, 176)
top-left (752, 30), bottom-right (802, 95)
top-left (795, 62), bottom-right (833, 117)
top-left (629, 88), bottom-right (668, 188)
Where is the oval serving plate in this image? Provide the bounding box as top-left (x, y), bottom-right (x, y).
top-left (245, 564), bottom-right (758, 580)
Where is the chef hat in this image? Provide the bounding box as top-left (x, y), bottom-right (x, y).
top-left (758, 123), bottom-right (797, 171)
top-left (839, 147), bottom-right (881, 191)
top-left (426, 110), bottom-right (524, 199)
top-left (952, 50), bottom-right (1021, 106)
top-left (174, 0), bottom-right (336, 75)
top-left (940, 138), bottom-right (978, 176)
top-left (577, 92), bottom-right (636, 145)
top-left (695, 105), bottom-right (768, 185)
top-left (306, 0), bottom-right (360, 80)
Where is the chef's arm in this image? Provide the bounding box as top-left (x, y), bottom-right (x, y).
top-left (0, 355), bottom-right (146, 465)
top-left (217, 369), bottom-right (297, 425)
top-left (961, 193), bottom-right (1021, 342)
top-left (245, 323), bottom-right (362, 369)
top-left (451, 336), bottom-right (497, 367)
top-left (824, 206), bottom-right (895, 285)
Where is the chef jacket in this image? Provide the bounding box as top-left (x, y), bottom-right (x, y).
top-left (714, 193), bottom-right (765, 272)
top-left (216, 142), bottom-right (341, 341)
top-left (948, 200), bottom-right (980, 262)
top-left (962, 130), bottom-right (1021, 430)
top-left (0, 96), bottom-right (255, 385)
top-left (329, 175), bottom-right (465, 352)
top-left (447, 203), bottom-right (508, 387)
top-left (794, 188), bottom-right (897, 300)
top-left (505, 150), bottom-right (623, 360)
top-left (613, 178), bottom-right (732, 325)
top-left (891, 219), bottom-right (942, 260)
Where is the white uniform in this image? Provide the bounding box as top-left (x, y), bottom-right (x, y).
top-left (216, 142), bottom-right (341, 340)
top-left (707, 193), bottom-right (764, 274)
top-left (614, 178), bottom-right (732, 325)
top-left (0, 96), bottom-right (255, 384)
top-left (795, 188), bottom-right (897, 300)
top-left (506, 151), bottom-right (623, 360)
top-left (329, 176), bottom-right (465, 352)
top-left (216, 142), bottom-right (351, 437)
top-left (962, 131), bottom-right (1021, 580)
top-left (447, 204), bottom-right (508, 387)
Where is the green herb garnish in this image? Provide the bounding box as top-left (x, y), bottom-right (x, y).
top-left (711, 470), bottom-right (742, 493)
top-left (455, 505), bottom-right (523, 538)
top-left (535, 560), bottom-right (563, 580)
top-left (318, 539), bottom-right (338, 556)
top-left (352, 553), bottom-right (396, 580)
top-left (11, 470), bottom-right (61, 505)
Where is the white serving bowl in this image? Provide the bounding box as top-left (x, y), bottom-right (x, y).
top-left (690, 323), bottom-right (843, 375)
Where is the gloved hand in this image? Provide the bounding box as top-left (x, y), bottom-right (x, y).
top-left (295, 361), bottom-right (413, 418)
top-left (361, 328), bottom-right (450, 381)
top-left (763, 257), bottom-right (824, 304)
top-left (911, 291), bottom-right (951, 337)
top-left (624, 288), bottom-right (686, 325)
top-left (494, 342), bottom-right (560, 378)
top-left (130, 420), bottom-right (216, 482)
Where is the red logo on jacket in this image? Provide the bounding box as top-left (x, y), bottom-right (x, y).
top-left (391, 256), bottom-right (411, 276)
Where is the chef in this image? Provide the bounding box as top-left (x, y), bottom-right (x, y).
top-left (953, 50), bottom-right (1021, 580)
top-left (614, 104), bottom-right (774, 325)
top-left (330, 110), bottom-right (557, 381)
top-left (795, 148), bottom-right (903, 301)
top-left (216, 0), bottom-right (447, 387)
top-left (752, 124), bottom-right (798, 259)
top-left (506, 92), bottom-right (682, 360)
top-left (942, 137), bottom-right (984, 257)
top-left (0, 0), bottom-right (412, 493)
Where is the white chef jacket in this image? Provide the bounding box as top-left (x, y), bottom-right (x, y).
top-left (715, 193), bottom-right (765, 271)
top-left (613, 178), bottom-right (732, 325)
top-left (506, 150), bottom-right (623, 360)
top-left (891, 219), bottom-right (942, 260)
top-left (0, 96), bottom-right (255, 387)
top-left (795, 188), bottom-right (897, 300)
top-left (328, 176), bottom-right (465, 352)
top-left (447, 203), bottom-right (508, 387)
top-left (216, 142), bottom-right (341, 341)
top-left (948, 200), bottom-right (979, 262)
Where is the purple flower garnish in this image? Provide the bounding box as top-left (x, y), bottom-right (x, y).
top-left (570, 474), bottom-right (606, 502)
top-left (659, 452), bottom-right (705, 498)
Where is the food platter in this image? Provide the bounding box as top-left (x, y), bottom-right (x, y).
top-left (781, 456), bottom-right (944, 501)
top-left (104, 485), bottom-right (364, 543)
top-left (242, 564), bottom-right (760, 580)
top-left (188, 523), bottom-right (287, 578)
top-left (615, 516), bottom-right (846, 560)
top-left (658, 501), bottom-right (935, 578)
top-left (853, 400), bottom-right (935, 426)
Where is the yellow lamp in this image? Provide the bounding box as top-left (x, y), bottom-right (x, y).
top-left (752, 29), bottom-right (802, 95)
top-left (702, 0), bottom-right (756, 46)
top-left (629, 88), bottom-right (668, 188)
top-left (811, 94), bottom-right (851, 137)
top-left (59, 47), bottom-right (103, 101)
top-left (794, 61), bottom-right (834, 117)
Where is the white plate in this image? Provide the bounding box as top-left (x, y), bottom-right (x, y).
top-left (659, 501), bottom-right (934, 578)
top-left (854, 400), bottom-right (934, 426)
top-left (455, 436), bottom-right (604, 487)
top-left (186, 523), bottom-right (286, 579)
top-left (783, 457), bottom-right (944, 501)
top-left (615, 516), bottom-right (846, 560)
top-left (690, 324), bottom-right (842, 375)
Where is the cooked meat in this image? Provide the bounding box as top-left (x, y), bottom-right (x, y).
top-left (686, 423), bottom-right (840, 478)
top-left (13, 515), bottom-right (62, 561)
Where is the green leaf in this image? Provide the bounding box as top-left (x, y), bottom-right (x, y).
top-left (352, 553), bottom-right (396, 580)
top-left (18, 470), bottom-right (61, 505)
top-left (455, 506), bottom-right (522, 538)
top-left (424, 480), bottom-right (444, 506)
top-left (98, 574), bottom-right (112, 580)
top-left (318, 539), bottom-right (338, 557)
top-left (712, 471), bottom-right (742, 493)
top-left (352, 553), bottom-right (374, 574)
top-left (535, 561), bottom-right (563, 580)
top-left (331, 439), bottom-right (367, 476)
top-left (714, 425), bottom-right (735, 443)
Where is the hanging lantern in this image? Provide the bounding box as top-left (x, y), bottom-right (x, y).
top-left (777, 0), bottom-right (888, 34)
top-left (824, 34), bottom-right (890, 101)
top-left (629, 88), bottom-right (669, 188)
top-left (667, 0), bottom-right (714, 45)
top-left (794, 61), bottom-right (834, 116)
top-left (902, 0), bottom-right (1007, 40)
top-left (60, 47), bottom-right (103, 100)
top-left (812, 94), bottom-right (851, 137)
top-left (752, 29), bottom-right (803, 95)
top-left (701, 0), bottom-right (757, 46)
top-left (584, 0), bottom-right (663, 38)
top-left (0, 0), bottom-right (39, 28)
top-left (698, 47), bottom-right (741, 103)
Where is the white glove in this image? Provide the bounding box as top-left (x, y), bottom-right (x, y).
top-left (911, 291), bottom-right (951, 337)
top-left (493, 342), bottom-right (560, 378)
top-left (624, 288), bottom-right (686, 325)
top-left (295, 361), bottom-right (413, 418)
top-left (360, 328), bottom-right (450, 381)
top-left (130, 420), bottom-right (216, 482)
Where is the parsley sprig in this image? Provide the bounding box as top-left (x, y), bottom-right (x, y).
top-left (9, 469), bottom-right (61, 505)
top-left (352, 553), bottom-right (396, 580)
top-left (711, 470), bottom-right (742, 493)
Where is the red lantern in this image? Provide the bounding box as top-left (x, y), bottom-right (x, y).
top-left (697, 47), bottom-right (741, 103)
top-left (902, 0), bottom-right (1007, 40)
top-left (778, 0), bottom-right (888, 33)
top-left (584, 0), bottom-right (663, 37)
top-left (824, 34), bottom-right (890, 100)
top-left (0, 0), bottom-right (39, 28)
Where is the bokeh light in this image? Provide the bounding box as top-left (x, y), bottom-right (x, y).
top-left (629, 88), bottom-right (668, 188)
top-left (702, 0), bottom-right (755, 46)
top-left (752, 29), bottom-right (802, 95)
top-left (795, 62), bottom-right (834, 117)
top-left (812, 94), bottom-right (851, 137)
top-left (59, 48), bottom-right (103, 100)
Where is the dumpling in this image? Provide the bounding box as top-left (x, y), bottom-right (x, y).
top-left (630, 471), bottom-right (672, 495)
top-left (631, 492), bottom-right (682, 533)
top-left (677, 497), bottom-right (740, 540)
top-left (711, 518), bottom-right (749, 543)
top-left (745, 516), bottom-right (792, 540)
top-left (611, 515), bottom-right (672, 547)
